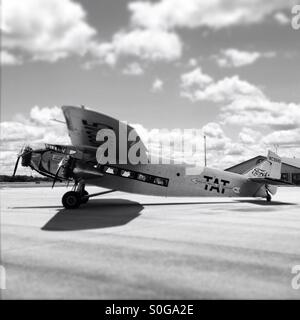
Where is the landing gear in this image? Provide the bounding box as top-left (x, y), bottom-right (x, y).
top-left (81, 190), bottom-right (89, 204)
top-left (62, 191), bottom-right (81, 209)
top-left (62, 180), bottom-right (89, 209)
top-left (266, 187), bottom-right (272, 202)
top-left (61, 182), bottom-right (116, 209)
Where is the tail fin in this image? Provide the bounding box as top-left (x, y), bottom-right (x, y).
top-left (244, 150), bottom-right (282, 179)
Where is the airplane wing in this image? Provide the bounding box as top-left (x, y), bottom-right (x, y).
top-left (62, 105), bottom-right (148, 162)
top-left (248, 177), bottom-right (295, 186)
top-left (62, 106), bottom-right (117, 148)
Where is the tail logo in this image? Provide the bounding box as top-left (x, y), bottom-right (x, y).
top-left (251, 168), bottom-right (268, 177)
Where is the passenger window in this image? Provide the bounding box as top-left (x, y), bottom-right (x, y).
top-left (121, 170), bottom-right (132, 178)
top-left (105, 166), bottom-right (119, 175)
top-left (137, 173), bottom-right (147, 181)
top-left (105, 167), bottom-right (115, 174)
top-left (154, 177), bottom-right (164, 185)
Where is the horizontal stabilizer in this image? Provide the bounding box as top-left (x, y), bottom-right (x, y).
top-left (249, 177), bottom-right (295, 186)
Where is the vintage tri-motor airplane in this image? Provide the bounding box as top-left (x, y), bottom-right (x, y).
top-left (13, 106), bottom-right (293, 209)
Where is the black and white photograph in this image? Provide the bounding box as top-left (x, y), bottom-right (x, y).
top-left (1, 0), bottom-right (300, 305)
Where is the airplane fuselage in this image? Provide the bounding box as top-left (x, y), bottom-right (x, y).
top-left (84, 163), bottom-right (267, 198)
top-left (26, 148), bottom-right (268, 199)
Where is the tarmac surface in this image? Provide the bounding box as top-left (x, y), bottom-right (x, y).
top-left (1, 185), bottom-right (300, 299)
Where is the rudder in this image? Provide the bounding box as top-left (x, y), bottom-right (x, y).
top-left (244, 150), bottom-right (282, 179)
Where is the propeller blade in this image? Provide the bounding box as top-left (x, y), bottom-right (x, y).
top-left (18, 144), bottom-right (25, 156)
top-left (12, 156), bottom-right (21, 177)
top-left (52, 165), bottom-right (62, 188)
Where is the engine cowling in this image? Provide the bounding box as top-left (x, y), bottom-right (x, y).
top-left (21, 147), bottom-right (32, 167)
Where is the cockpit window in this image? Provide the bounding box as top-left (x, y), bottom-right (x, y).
top-left (45, 144), bottom-right (75, 155)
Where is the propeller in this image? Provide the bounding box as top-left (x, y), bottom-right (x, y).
top-left (12, 156), bottom-right (21, 177)
top-left (12, 146), bottom-right (32, 177)
top-left (52, 164), bottom-right (63, 188)
top-left (52, 156), bottom-right (70, 188)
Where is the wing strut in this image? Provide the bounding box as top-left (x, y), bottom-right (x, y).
top-left (85, 189), bottom-right (117, 199)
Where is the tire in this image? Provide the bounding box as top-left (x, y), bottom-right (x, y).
top-left (81, 190), bottom-right (89, 204)
top-left (62, 191), bottom-right (81, 209)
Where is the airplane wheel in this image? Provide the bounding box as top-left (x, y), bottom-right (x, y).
top-left (266, 194), bottom-right (271, 202)
top-left (81, 190), bottom-right (89, 204)
top-left (62, 191), bottom-right (81, 209)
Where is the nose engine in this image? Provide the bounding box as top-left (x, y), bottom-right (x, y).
top-left (21, 146), bottom-right (32, 167)
top-left (12, 146), bottom-right (33, 176)
top-left (12, 145), bottom-right (78, 184)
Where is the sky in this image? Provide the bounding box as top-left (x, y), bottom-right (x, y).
top-left (1, 0), bottom-right (300, 174)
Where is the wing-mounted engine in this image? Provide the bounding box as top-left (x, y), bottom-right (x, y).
top-left (51, 155), bottom-right (76, 188)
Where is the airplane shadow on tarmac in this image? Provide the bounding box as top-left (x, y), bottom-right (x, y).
top-left (236, 200), bottom-right (297, 206)
top-left (42, 199), bottom-right (144, 231)
top-left (41, 200), bottom-right (232, 231)
top-left (12, 198), bottom-right (297, 231)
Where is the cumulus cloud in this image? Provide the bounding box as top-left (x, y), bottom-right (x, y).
top-left (1, 0), bottom-right (183, 66)
top-left (181, 68), bottom-right (263, 102)
top-left (122, 62), bottom-right (144, 75)
top-left (0, 106), bottom-right (70, 174)
top-left (180, 66), bottom-right (300, 158)
top-left (274, 12), bottom-right (290, 24)
top-left (1, 0), bottom-right (294, 69)
top-left (89, 28), bottom-right (182, 66)
top-left (29, 106), bottom-right (65, 125)
top-left (181, 67), bottom-right (300, 131)
top-left (128, 0), bottom-right (296, 30)
top-left (202, 122), bottom-right (231, 151)
top-left (113, 29), bottom-right (182, 62)
top-left (239, 128), bottom-right (262, 145)
top-left (132, 121), bottom-right (247, 168)
top-left (2, 0), bottom-right (97, 63)
top-left (2, 105), bottom-right (297, 174)
top-left (0, 122), bottom-right (45, 143)
top-left (151, 78), bottom-right (164, 92)
top-left (224, 143), bottom-right (247, 156)
top-left (202, 122), bottom-right (224, 138)
top-left (187, 58), bottom-right (198, 67)
top-left (221, 96), bottom-right (300, 130)
top-left (84, 42), bottom-right (117, 67)
top-left (180, 67), bottom-right (213, 90)
top-left (262, 128), bottom-right (300, 147)
top-left (1, 50), bottom-right (22, 65)
top-left (214, 49), bottom-right (275, 68)
top-left (85, 0), bottom-right (286, 68)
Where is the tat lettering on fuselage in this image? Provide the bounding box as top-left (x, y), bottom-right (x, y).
top-left (191, 175), bottom-right (230, 194)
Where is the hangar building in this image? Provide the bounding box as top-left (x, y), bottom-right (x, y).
top-left (225, 156), bottom-right (300, 185)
